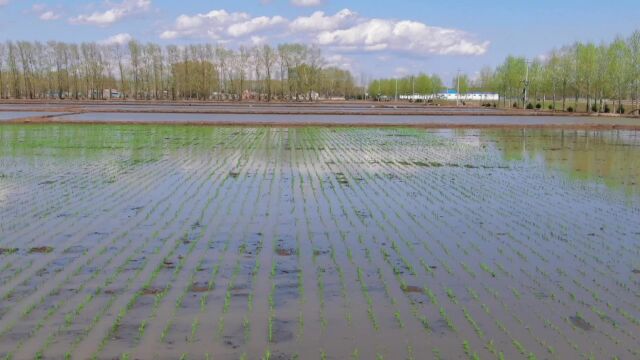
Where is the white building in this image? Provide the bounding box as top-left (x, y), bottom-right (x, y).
top-left (400, 90), bottom-right (499, 102)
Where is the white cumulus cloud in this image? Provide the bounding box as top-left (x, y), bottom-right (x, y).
top-left (161, 10), bottom-right (287, 40)
top-left (160, 8), bottom-right (489, 57)
top-left (227, 16), bottom-right (287, 37)
top-left (31, 3), bottom-right (62, 20)
top-left (317, 19), bottom-right (489, 55)
top-left (291, 0), bottom-right (323, 7)
top-left (290, 9), bottom-right (356, 32)
top-left (40, 11), bottom-right (61, 20)
top-left (101, 33), bottom-right (134, 45)
top-left (160, 10), bottom-right (251, 40)
top-left (70, 0), bottom-right (151, 26)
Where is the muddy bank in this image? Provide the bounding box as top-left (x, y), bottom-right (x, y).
top-left (2, 100), bottom-right (639, 118)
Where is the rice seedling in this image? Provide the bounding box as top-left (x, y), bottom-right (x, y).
top-left (0, 126), bottom-right (638, 359)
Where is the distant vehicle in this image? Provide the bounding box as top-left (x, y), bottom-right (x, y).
top-left (103, 89), bottom-right (121, 99)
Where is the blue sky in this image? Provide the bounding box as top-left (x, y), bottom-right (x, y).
top-left (0, 0), bottom-right (638, 84)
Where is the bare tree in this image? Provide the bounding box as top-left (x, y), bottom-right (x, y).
top-left (215, 46), bottom-right (230, 100)
top-left (167, 45), bottom-right (179, 100)
top-left (128, 40), bottom-right (141, 99)
top-left (628, 31), bottom-right (640, 112)
top-left (261, 45), bottom-right (276, 101)
top-left (0, 39), bottom-right (366, 103)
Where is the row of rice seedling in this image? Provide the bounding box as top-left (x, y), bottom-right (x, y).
top-left (319, 130), bottom-right (469, 357)
top-left (90, 130), bottom-right (269, 359)
top-left (0, 125), bottom-right (638, 358)
top-left (103, 153), bottom-right (249, 357)
top-left (0, 157), bottom-right (192, 340)
top-left (0, 156), bottom-right (178, 304)
top-left (316, 128), bottom-right (640, 358)
top-left (0, 127), bottom-right (256, 359)
top-left (293, 129), bottom-right (424, 359)
top-left (58, 145), bottom-right (251, 358)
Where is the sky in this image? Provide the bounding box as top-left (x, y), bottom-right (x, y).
top-left (0, 0), bottom-right (638, 85)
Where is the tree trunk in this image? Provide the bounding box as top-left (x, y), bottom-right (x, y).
top-left (586, 83), bottom-right (590, 112)
top-left (635, 81), bottom-right (640, 115)
top-left (562, 80), bottom-right (566, 111)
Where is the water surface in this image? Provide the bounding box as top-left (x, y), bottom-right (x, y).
top-left (0, 112), bottom-right (61, 121)
top-left (53, 112), bottom-right (640, 127)
top-left (0, 124), bottom-right (638, 360)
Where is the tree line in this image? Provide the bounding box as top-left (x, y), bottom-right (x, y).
top-left (367, 74), bottom-right (445, 100)
top-left (462, 31), bottom-right (640, 113)
top-left (368, 30), bottom-right (640, 114)
top-left (0, 41), bottom-right (359, 101)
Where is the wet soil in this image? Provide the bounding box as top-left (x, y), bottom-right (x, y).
top-left (141, 287), bottom-right (166, 296)
top-left (570, 315), bottom-right (595, 331)
top-left (190, 282), bottom-right (210, 293)
top-left (29, 246), bottom-right (54, 254)
top-left (401, 285), bottom-right (423, 294)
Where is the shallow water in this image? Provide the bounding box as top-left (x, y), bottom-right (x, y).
top-left (0, 124), bottom-right (638, 359)
top-left (0, 111), bottom-right (62, 120)
top-left (53, 112), bottom-right (640, 127)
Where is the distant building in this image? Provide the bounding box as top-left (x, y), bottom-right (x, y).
top-left (400, 89), bottom-right (499, 102)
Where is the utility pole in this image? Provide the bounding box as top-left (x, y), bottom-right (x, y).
top-left (456, 69), bottom-right (461, 106)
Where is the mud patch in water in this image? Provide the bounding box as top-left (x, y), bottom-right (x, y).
top-left (190, 282), bottom-right (210, 293)
top-left (104, 288), bottom-right (124, 295)
top-left (570, 314), bottom-right (594, 331)
top-left (271, 319), bottom-right (294, 343)
top-left (29, 246), bottom-right (54, 254)
top-left (275, 248), bottom-right (295, 256)
top-left (141, 287), bottom-right (166, 296)
top-left (0, 248), bottom-right (18, 255)
top-left (401, 285), bottom-right (423, 293)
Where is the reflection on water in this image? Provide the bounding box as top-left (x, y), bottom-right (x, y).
top-left (0, 124), bottom-right (228, 162)
top-left (2, 124), bottom-right (639, 198)
top-left (482, 129), bottom-right (640, 196)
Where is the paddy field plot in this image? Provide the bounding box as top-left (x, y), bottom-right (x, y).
top-left (0, 124), bottom-right (639, 360)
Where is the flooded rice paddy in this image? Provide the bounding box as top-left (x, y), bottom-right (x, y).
top-left (40, 112), bottom-right (640, 128)
top-left (0, 124), bottom-right (639, 359)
